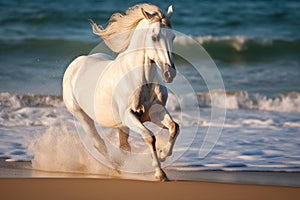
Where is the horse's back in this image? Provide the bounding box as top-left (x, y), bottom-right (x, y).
top-left (66, 53), bottom-right (113, 120)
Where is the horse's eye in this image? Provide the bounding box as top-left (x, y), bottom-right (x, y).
top-left (152, 35), bottom-right (159, 42)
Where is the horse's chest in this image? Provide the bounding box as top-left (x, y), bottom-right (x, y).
top-left (130, 83), bottom-right (167, 114)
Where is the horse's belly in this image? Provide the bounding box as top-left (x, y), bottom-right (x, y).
top-left (93, 103), bottom-right (120, 128)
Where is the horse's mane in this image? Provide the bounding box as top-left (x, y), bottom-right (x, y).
top-left (90, 4), bottom-right (170, 53)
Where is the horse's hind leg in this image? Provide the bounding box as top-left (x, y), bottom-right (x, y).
top-left (149, 104), bottom-right (179, 162)
top-left (73, 108), bottom-right (108, 158)
top-left (62, 62), bottom-right (108, 159)
top-left (118, 127), bottom-right (131, 152)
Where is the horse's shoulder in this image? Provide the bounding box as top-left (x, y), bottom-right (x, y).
top-left (87, 53), bottom-right (114, 62)
top-left (69, 55), bottom-right (87, 66)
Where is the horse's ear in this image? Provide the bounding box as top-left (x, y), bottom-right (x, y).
top-left (141, 8), bottom-right (153, 20)
top-left (167, 5), bottom-right (173, 19)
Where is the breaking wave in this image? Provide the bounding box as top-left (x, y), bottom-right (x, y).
top-left (1, 91), bottom-right (300, 114)
top-left (174, 35), bottom-right (300, 63)
top-left (0, 92), bottom-right (63, 109)
top-left (170, 91), bottom-right (300, 113)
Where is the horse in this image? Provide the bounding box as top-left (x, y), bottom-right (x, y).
top-left (62, 4), bottom-right (179, 181)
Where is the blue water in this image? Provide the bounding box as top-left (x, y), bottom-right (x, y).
top-left (0, 0), bottom-right (299, 95)
top-left (0, 0), bottom-right (300, 177)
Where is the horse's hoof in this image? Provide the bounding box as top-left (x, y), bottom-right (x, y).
top-left (155, 169), bottom-right (169, 182)
top-left (112, 161), bottom-right (121, 174)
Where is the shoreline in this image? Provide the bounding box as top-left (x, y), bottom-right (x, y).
top-left (1, 159), bottom-right (300, 187)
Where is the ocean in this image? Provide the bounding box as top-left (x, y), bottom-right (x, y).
top-left (0, 0), bottom-right (300, 177)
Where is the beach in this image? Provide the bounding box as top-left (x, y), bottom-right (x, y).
top-left (1, 159), bottom-right (300, 200)
top-left (0, 0), bottom-right (300, 198)
top-left (1, 159), bottom-right (300, 199)
top-left (2, 178), bottom-right (300, 200)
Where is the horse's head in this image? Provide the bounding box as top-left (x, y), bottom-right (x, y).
top-left (141, 6), bottom-right (176, 83)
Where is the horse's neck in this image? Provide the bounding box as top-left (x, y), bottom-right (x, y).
top-left (120, 50), bottom-right (157, 84)
top-left (118, 20), bottom-right (159, 83)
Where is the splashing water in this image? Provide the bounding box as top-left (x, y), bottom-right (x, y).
top-left (27, 123), bottom-right (173, 179)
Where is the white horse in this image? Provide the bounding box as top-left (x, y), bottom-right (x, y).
top-left (63, 4), bottom-right (179, 181)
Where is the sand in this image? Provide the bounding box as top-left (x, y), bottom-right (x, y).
top-left (1, 178), bottom-right (300, 200)
top-left (0, 159), bottom-right (300, 200)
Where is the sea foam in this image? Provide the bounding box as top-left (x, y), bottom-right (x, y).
top-left (170, 91), bottom-right (300, 113)
top-left (1, 92), bottom-right (300, 174)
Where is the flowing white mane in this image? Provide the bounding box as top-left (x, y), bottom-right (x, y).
top-left (90, 3), bottom-right (171, 53)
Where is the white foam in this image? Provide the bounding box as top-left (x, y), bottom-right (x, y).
top-left (196, 35), bottom-right (247, 51)
top-left (242, 119), bottom-right (274, 126)
top-left (195, 90), bottom-right (300, 113)
top-left (1, 92), bottom-right (300, 174)
top-left (0, 92), bottom-right (63, 109)
top-left (253, 93), bottom-right (300, 113)
top-left (203, 163), bottom-right (225, 168)
top-left (174, 35), bottom-right (272, 52)
top-left (237, 155), bottom-right (257, 161)
top-left (283, 122), bottom-right (300, 128)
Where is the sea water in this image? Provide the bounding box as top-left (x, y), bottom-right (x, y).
top-left (0, 0), bottom-right (300, 174)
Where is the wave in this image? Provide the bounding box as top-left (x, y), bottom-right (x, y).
top-left (174, 35), bottom-right (300, 63)
top-left (201, 91), bottom-right (300, 113)
top-left (1, 91), bottom-right (300, 175)
top-left (1, 90), bottom-right (299, 127)
top-left (1, 36), bottom-right (300, 64)
top-left (169, 91), bottom-right (300, 113)
top-left (0, 92), bottom-right (63, 109)
top-left (0, 93), bottom-right (65, 127)
top-left (1, 90), bottom-right (300, 115)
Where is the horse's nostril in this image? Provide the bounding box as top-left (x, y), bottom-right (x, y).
top-left (164, 71), bottom-right (170, 79)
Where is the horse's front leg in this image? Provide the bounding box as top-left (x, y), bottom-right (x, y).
top-left (149, 104), bottom-right (180, 162)
top-left (123, 109), bottom-right (168, 181)
top-left (118, 127), bottom-right (131, 152)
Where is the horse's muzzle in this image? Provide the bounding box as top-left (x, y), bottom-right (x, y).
top-left (163, 64), bottom-right (176, 83)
